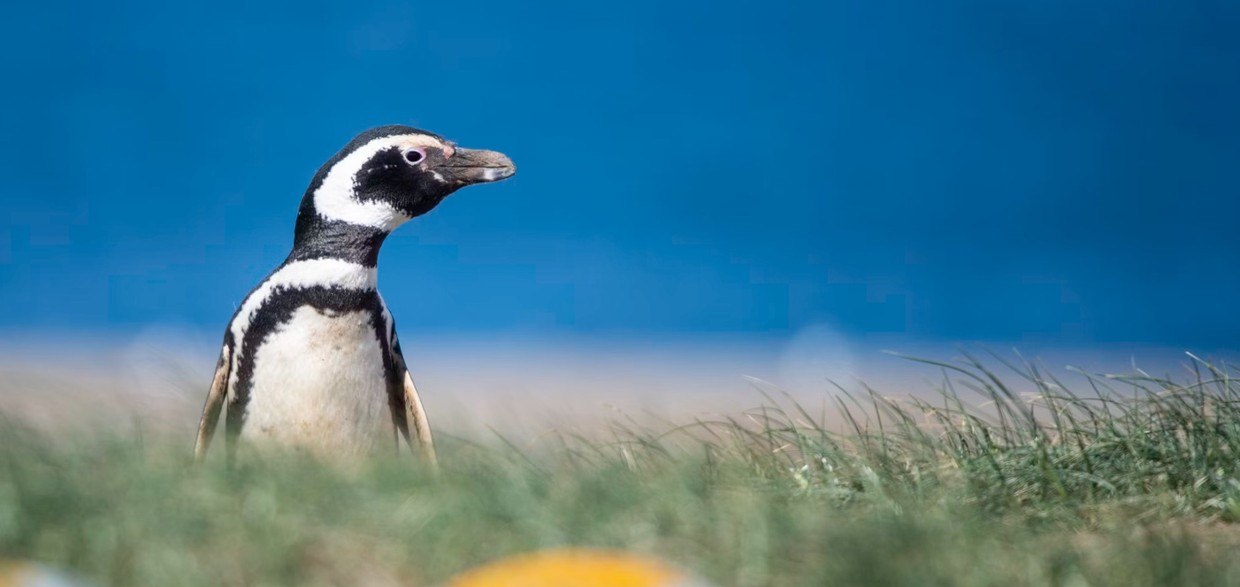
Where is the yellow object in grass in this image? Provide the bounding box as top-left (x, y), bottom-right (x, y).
top-left (445, 549), bottom-right (711, 587)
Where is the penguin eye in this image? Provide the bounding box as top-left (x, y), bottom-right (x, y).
top-left (403, 148), bottom-right (426, 164)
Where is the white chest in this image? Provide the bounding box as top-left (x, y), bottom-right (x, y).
top-left (239, 305), bottom-right (391, 455)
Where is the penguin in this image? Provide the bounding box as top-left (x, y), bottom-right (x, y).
top-left (193, 125), bottom-right (515, 465)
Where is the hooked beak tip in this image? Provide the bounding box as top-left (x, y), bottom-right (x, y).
top-left (480, 164), bottom-right (516, 183)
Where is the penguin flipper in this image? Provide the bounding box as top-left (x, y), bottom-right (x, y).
top-left (403, 368), bottom-right (438, 467)
top-left (193, 344), bottom-right (231, 462)
top-left (389, 343), bottom-right (438, 468)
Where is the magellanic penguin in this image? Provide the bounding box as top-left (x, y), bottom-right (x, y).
top-left (194, 125), bottom-right (515, 466)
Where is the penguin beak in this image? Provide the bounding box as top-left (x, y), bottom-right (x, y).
top-left (441, 148), bottom-right (516, 185)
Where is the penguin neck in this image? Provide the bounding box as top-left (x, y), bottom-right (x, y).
top-left (288, 210), bottom-right (394, 268)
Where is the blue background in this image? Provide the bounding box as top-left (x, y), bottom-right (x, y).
top-left (1, 0), bottom-right (1237, 346)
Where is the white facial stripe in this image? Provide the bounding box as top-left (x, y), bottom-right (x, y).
top-left (313, 134), bottom-right (445, 230)
top-left (227, 258), bottom-right (379, 396)
top-left (396, 135), bottom-right (445, 150)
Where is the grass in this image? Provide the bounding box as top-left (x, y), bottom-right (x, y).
top-left (2, 351), bottom-right (1240, 586)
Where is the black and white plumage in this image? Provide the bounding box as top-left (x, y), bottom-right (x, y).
top-left (194, 125), bottom-right (515, 464)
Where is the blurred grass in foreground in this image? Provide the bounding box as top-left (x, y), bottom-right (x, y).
top-left (2, 352), bottom-right (1239, 586)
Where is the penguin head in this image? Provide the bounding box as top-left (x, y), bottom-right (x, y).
top-left (303, 125), bottom-right (516, 231)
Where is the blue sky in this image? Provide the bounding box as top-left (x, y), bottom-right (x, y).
top-left (1, 0), bottom-right (1237, 346)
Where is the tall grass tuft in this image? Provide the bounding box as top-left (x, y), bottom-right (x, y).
top-left (592, 351), bottom-right (1240, 522)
